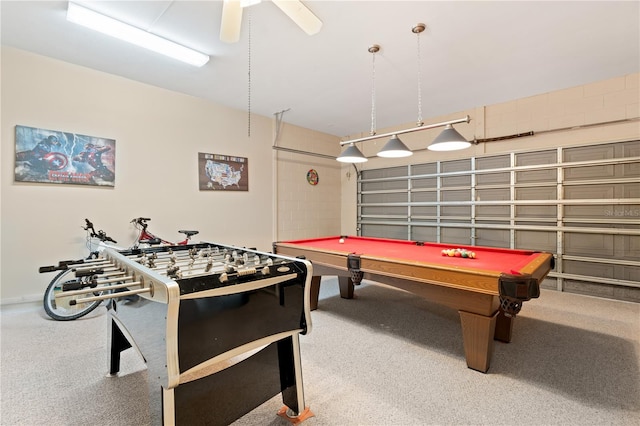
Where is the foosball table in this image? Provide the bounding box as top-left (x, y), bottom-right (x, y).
top-left (70, 242), bottom-right (314, 425)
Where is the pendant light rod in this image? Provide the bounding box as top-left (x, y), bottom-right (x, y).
top-left (339, 115), bottom-right (470, 146)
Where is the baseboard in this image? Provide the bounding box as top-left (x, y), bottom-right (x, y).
top-left (0, 294), bottom-right (41, 306)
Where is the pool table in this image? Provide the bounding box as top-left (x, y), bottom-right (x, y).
top-left (273, 236), bottom-right (554, 373)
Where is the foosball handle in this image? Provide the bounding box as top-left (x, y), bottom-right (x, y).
top-left (140, 238), bottom-right (162, 245)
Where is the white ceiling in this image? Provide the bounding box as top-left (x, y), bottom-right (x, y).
top-left (2, 1), bottom-right (639, 138)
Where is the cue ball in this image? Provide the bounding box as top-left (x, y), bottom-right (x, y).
top-left (339, 238), bottom-right (345, 244)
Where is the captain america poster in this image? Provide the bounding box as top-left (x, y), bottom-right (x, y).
top-left (14, 125), bottom-right (115, 186)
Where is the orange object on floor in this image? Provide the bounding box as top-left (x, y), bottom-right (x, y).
top-left (277, 406), bottom-right (314, 424)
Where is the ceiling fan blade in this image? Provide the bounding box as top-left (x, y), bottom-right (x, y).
top-left (272, 0), bottom-right (322, 36)
top-left (220, 0), bottom-right (243, 43)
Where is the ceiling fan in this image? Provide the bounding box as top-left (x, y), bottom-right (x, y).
top-left (220, 0), bottom-right (322, 43)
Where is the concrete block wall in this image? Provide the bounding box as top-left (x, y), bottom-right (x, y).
top-left (273, 122), bottom-right (342, 242)
top-left (485, 74), bottom-right (639, 138)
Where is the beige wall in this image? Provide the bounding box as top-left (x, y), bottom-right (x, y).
top-left (340, 73), bottom-right (640, 233)
top-left (2, 46), bottom-right (637, 304)
top-left (0, 47), bottom-right (339, 303)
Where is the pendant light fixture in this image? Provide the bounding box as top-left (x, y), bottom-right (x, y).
top-left (376, 23), bottom-right (430, 159)
top-left (337, 44), bottom-right (382, 163)
top-left (425, 25), bottom-right (470, 151)
top-left (337, 22), bottom-right (471, 163)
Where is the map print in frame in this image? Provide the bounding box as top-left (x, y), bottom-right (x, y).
top-left (15, 125), bottom-right (115, 187)
top-left (198, 152), bottom-right (248, 191)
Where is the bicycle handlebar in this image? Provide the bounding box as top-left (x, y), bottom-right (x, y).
top-left (96, 230), bottom-right (117, 244)
top-left (131, 217), bottom-right (151, 230)
top-left (83, 218), bottom-right (117, 244)
top-left (40, 217), bottom-right (195, 274)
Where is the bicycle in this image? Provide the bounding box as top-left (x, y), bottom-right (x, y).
top-left (40, 218), bottom-right (198, 321)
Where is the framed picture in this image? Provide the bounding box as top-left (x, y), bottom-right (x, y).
top-left (14, 125), bottom-right (115, 187)
top-left (198, 152), bottom-right (248, 191)
top-left (307, 169), bottom-right (319, 185)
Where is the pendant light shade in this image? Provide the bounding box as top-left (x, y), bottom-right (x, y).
top-left (428, 124), bottom-right (471, 151)
top-left (377, 135), bottom-right (413, 158)
top-left (337, 143), bottom-right (368, 163)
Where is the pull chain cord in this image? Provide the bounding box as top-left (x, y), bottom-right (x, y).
top-left (369, 45), bottom-right (379, 136)
top-left (413, 24), bottom-right (426, 126)
top-left (247, 12), bottom-right (252, 137)
top-left (416, 28), bottom-right (423, 126)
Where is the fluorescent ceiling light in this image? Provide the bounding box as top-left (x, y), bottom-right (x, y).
top-left (66, 2), bottom-right (210, 67)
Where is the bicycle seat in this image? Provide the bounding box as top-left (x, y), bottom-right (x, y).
top-left (179, 230), bottom-right (199, 237)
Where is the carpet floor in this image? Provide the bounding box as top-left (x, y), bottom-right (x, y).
top-left (1, 277), bottom-right (638, 425)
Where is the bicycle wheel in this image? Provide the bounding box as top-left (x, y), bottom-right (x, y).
top-left (43, 268), bottom-right (105, 321)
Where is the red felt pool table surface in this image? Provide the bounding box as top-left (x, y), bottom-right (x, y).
top-left (273, 235), bottom-right (555, 373)
top-left (282, 236), bottom-right (542, 277)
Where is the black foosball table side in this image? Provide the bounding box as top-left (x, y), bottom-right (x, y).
top-left (103, 242), bottom-right (314, 426)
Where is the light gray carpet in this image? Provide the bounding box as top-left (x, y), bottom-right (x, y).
top-left (1, 277), bottom-right (639, 425)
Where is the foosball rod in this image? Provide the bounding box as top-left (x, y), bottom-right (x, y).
top-left (141, 256), bottom-right (265, 277)
top-left (67, 255), bottom-right (115, 265)
top-left (146, 258), bottom-right (224, 272)
top-left (150, 256), bottom-right (276, 277)
top-left (127, 246), bottom-right (255, 261)
top-left (125, 247), bottom-right (212, 260)
top-left (72, 264), bottom-right (121, 274)
top-left (151, 259), bottom-right (261, 277)
top-left (143, 251), bottom-right (263, 267)
top-left (155, 267), bottom-right (225, 279)
top-left (58, 257), bottom-right (112, 268)
top-left (55, 278), bottom-right (139, 298)
top-left (69, 287), bottom-right (152, 305)
top-left (72, 270), bottom-right (128, 280)
top-left (128, 251), bottom-right (232, 265)
top-left (163, 265), bottom-right (271, 282)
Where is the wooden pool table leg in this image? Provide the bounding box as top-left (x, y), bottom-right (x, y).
top-left (494, 310), bottom-right (514, 343)
top-left (309, 276), bottom-right (321, 310)
top-left (458, 310), bottom-right (498, 373)
top-left (309, 275), bottom-right (355, 311)
top-left (337, 276), bottom-right (354, 299)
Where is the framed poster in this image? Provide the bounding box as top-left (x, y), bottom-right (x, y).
top-left (198, 152), bottom-right (248, 191)
top-left (14, 125), bottom-right (115, 187)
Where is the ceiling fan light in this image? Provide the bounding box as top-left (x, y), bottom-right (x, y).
top-left (220, 0), bottom-right (243, 43)
top-left (377, 135), bottom-right (413, 158)
top-left (66, 2), bottom-right (209, 67)
top-left (337, 144), bottom-right (368, 163)
top-left (428, 125), bottom-right (471, 151)
top-left (272, 0), bottom-right (323, 35)
top-left (240, 0), bottom-right (262, 8)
